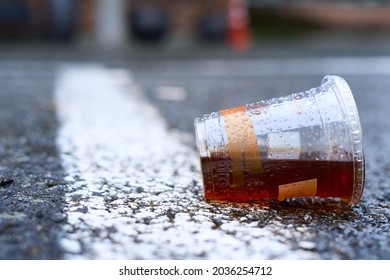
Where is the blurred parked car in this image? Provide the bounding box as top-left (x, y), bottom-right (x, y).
top-left (47, 0), bottom-right (77, 40)
top-left (0, 0), bottom-right (31, 38)
top-left (130, 5), bottom-right (169, 42)
top-left (198, 12), bottom-right (227, 42)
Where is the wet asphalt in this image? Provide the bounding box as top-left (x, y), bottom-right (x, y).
top-left (0, 63), bottom-right (65, 259)
top-left (0, 42), bottom-right (389, 259)
top-left (130, 64), bottom-right (390, 259)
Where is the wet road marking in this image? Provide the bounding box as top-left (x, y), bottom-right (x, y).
top-left (154, 86), bottom-right (188, 101)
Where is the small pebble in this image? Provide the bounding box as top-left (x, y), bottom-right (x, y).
top-left (298, 241), bottom-right (316, 250)
top-left (0, 178), bottom-right (14, 187)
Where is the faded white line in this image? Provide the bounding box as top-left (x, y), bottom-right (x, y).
top-left (154, 86), bottom-right (188, 101)
top-left (55, 65), bottom-right (318, 259)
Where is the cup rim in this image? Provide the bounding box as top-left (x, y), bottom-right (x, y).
top-left (323, 75), bottom-right (365, 205)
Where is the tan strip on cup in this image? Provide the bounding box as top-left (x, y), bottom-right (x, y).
top-left (278, 178), bottom-right (318, 201)
top-left (221, 106), bottom-right (263, 188)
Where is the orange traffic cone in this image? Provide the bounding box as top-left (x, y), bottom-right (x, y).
top-left (227, 0), bottom-right (252, 51)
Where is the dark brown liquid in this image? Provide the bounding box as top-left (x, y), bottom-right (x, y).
top-left (200, 155), bottom-right (355, 202)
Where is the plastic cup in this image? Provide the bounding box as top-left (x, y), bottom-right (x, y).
top-left (194, 75), bottom-right (365, 205)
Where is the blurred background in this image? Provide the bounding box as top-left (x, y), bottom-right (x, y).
top-left (0, 0), bottom-right (390, 58)
top-left (1, 1), bottom-right (390, 261)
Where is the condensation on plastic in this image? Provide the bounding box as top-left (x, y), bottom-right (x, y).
top-left (194, 75), bottom-right (365, 205)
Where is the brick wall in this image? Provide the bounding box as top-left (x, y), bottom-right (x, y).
top-left (1, 0), bottom-right (229, 41)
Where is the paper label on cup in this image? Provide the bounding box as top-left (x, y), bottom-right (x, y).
top-left (278, 179), bottom-right (317, 201)
top-left (221, 105), bottom-right (263, 188)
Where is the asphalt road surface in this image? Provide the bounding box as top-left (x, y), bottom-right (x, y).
top-left (0, 52), bottom-right (389, 259)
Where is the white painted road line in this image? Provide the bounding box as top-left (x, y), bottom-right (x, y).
top-left (54, 66), bottom-right (317, 259)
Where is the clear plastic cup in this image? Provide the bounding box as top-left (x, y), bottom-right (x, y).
top-left (194, 75), bottom-right (365, 205)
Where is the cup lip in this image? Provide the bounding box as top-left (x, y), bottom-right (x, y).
top-left (323, 75), bottom-right (365, 205)
top-left (194, 115), bottom-right (210, 158)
